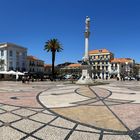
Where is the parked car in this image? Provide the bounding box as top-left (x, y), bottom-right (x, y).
top-left (124, 76), bottom-right (130, 80)
top-left (130, 77), bottom-right (135, 80)
top-left (64, 74), bottom-right (72, 79)
top-left (124, 76), bottom-right (135, 80)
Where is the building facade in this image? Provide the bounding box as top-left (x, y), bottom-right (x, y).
top-left (89, 49), bottom-right (114, 79)
top-left (63, 63), bottom-right (82, 76)
top-left (0, 43), bottom-right (27, 71)
top-left (134, 63), bottom-right (140, 78)
top-left (27, 56), bottom-right (44, 73)
top-left (110, 58), bottom-right (135, 79)
top-left (44, 64), bottom-right (52, 75)
top-left (88, 49), bottom-right (135, 79)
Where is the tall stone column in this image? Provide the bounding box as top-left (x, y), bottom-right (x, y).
top-left (84, 16), bottom-right (90, 62)
top-left (76, 16), bottom-right (94, 85)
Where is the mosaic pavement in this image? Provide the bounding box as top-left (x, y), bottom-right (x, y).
top-left (0, 81), bottom-right (140, 139)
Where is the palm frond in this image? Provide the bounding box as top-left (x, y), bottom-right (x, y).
top-left (44, 38), bottom-right (63, 53)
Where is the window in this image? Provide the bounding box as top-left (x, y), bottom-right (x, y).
top-left (10, 61), bottom-right (13, 67)
top-left (10, 50), bottom-right (13, 56)
top-left (16, 51), bottom-right (19, 58)
top-left (100, 56), bottom-right (102, 59)
top-left (16, 61), bottom-right (19, 67)
top-left (9, 61), bottom-right (13, 70)
top-left (22, 62), bottom-right (25, 67)
top-left (22, 52), bottom-right (26, 59)
top-left (97, 66), bottom-right (100, 70)
top-left (1, 50), bottom-right (4, 56)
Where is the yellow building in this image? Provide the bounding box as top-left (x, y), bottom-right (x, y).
top-left (44, 64), bottom-right (52, 75)
top-left (89, 49), bottom-right (114, 79)
top-left (27, 56), bottom-right (44, 73)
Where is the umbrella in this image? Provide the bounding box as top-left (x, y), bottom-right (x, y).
top-left (16, 71), bottom-right (24, 75)
top-left (16, 71), bottom-right (24, 80)
top-left (8, 70), bottom-right (17, 75)
top-left (0, 71), bottom-right (9, 74)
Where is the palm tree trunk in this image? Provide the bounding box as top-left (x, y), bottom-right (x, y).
top-left (52, 51), bottom-right (56, 80)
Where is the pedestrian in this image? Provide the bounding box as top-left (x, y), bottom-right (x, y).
top-left (22, 76), bottom-right (25, 83)
top-left (27, 76), bottom-right (30, 84)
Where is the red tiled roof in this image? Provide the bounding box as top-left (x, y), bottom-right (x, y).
top-left (89, 49), bottom-right (110, 54)
top-left (67, 63), bottom-right (81, 68)
top-left (27, 55), bottom-right (44, 62)
top-left (111, 58), bottom-right (133, 63)
top-left (27, 56), bottom-right (38, 60)
top-left (44, 64), bottom-right (52, 67)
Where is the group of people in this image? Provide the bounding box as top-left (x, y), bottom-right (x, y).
top-left (21, 76), bottom-right (30, 83)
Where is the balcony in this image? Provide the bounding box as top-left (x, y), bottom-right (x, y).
top-left (91, 63), bottom-right (109, 66)
top-left (89, 57), bottom-right (110, 62)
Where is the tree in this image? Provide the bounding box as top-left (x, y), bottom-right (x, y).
top-left (44, 39), bottom-right (63, 80)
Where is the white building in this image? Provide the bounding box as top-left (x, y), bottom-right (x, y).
top-left (0, 43), bottom-right (27, 72)
top-left (110, 58), bottom-right (135, 78)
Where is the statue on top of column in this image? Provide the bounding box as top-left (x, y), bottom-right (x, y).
top-left (85, 16), bottom-right (90, 32)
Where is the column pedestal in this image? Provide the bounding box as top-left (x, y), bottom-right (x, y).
top-left (76, 65), bottom-right (94, 85)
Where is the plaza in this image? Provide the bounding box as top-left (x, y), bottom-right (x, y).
top-left (0, 80), bottom-right (140, 140)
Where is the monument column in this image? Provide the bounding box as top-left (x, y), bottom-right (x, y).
top-left (76, 16), bottom-right (94, 85)
top-left (84, 16), bottom-right (90, 62)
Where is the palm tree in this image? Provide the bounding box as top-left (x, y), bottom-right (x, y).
top-left (44, 39), bottom-right (63, 80)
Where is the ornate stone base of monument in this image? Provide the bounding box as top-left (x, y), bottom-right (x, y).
top-left (76, 65), bottom-right (94, 85)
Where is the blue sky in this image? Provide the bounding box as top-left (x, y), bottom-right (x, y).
top-left (0, 0), bottom-right (140, 64)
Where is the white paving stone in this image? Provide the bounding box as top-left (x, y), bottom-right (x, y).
top-left (29, 113), bottom-right (55, 123)
top-left (76, 124), bottom-right (100, 133)
top-left (0, 113), bottom-right (21, 123)
top-left (0, 121), bottom-right (3, 126)
top-left (1, 105), bottom-right (19, 111)
top-left (69, 131), bottom-right (99, 140)
top-left (39, 91), bottom-right (89, 108)
top-left (13, 108), bottom-right (35, 116)
top-left (103, 135), bottom-right (132, 140)
top-left (51, 117), bottom-right (75, 129)
top-left (25, 136), bottom-right (38, 140)
top-left (0, 109), bottom-right (6, 114)
top-left (28, 108), bottom-right (44, 112)
top-left (42, 109), bottom-right (55, 115)
top-left (11, 119), bottom-right (43, 133)
top-left (0, 126), bottom-right (25, 140)
top-left (33, 125), bottom-right (70, 140)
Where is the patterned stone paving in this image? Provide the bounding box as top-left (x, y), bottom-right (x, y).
top-left (0, 81), bottom-right (140, 139)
